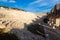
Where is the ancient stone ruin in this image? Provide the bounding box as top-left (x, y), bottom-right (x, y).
top-left (43, 4), bottom-right (60, 29)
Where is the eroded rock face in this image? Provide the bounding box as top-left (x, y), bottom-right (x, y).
top-left (0, 6), bottom-right (38, 32)
top-left (45, 4), bottom-right (60, 27)
top-left (0, 7), bottom-right (37, 24)
top-left (0, 6), bottom-right (45, 40)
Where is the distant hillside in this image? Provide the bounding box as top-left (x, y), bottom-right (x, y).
top-left (36, 12), bottom-right (47, 17)
top-left (0, 6), bottom-right (26, 11)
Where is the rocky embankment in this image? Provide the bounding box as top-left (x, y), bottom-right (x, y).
top-left (0, 6), bottom-right (46, 40)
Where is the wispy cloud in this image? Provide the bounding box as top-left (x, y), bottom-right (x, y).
top-left (29, 0), bottom-right (60, 7)
top-left (0, 0), bottom-right (16, 3)
top-left (9, 0), bottom-right (16, 3)
top-left (51, 0), bottom-right (60, 4)
top-left (29, 0), bottom-right (42, 6)
top-left (25, 0), bottom-right (60, 12)
top-left (1, 0), bottom-right (7, 2)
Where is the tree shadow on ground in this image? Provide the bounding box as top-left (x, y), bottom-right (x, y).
top-left (0, 33), bottom-right (19, 40)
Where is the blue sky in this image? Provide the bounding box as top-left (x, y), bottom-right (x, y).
top-left (0, 0), bottom-right (60, 13)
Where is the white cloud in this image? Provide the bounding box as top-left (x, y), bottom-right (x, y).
top-left (29, 0), bottom-right (42, 6)
top-left (51, 0), bottom-right (60, 4)
top-left (28, 0), bottom-right (60, 7)
top-left (9, 0), bottom-right (16, 3)
top-left (1, 0), bottom-right (7, 2)
top-left (0, 0), bottom-right (16, 3)
top-left (28, 0), bottom-right (49, 8)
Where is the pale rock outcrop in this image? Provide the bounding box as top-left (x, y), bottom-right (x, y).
top-left (0, 7), bottom-right (45, 40)
top-left (0, 7), bottom-right (37, 29)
